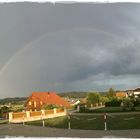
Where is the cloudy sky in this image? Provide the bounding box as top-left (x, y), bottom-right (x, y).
top-left (0, 3), bottom-right (140, 98)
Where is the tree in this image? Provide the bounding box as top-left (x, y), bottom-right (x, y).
top-left (128, 94), bottom-right (140, 107)
top-left (100, 96), bottom-right (109, 104)
top-left (121, 98), bottom-right (134, 111)
top-left (105, 97), bottom-right (122, 107)
top-left (137, 95), bottom-right (140, 106)
top-left (1, 106), bottom-right (10, 113)
top-left (41, 104), bottom-right (60, 110)
top-left (107, 88), bottom-right (116, 98)
top-left (86, 92), bottom-right (101, 105)
top-left (0, 106), bottom-right (11, 118)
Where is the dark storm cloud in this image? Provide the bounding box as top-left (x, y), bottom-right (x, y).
top-left (0, 3), bottom-right (140, 97)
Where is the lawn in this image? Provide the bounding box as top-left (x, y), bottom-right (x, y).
top-left (25, 113), bottom-right (140, 130)
top-left (0, 119), bottom-right (8, 124)
top-left (90, 107), bottom-right (122, 113)
top-left (25, 115), bottom-right (104, 130)
top-left (107, 114), bottom-right (140, 130)
top-left (26, 116), bottom-right (69, 129)
top-left (79, 106), bottom-right (140, 113)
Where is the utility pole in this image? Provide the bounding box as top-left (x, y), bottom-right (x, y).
top-left (42, 119), bottom-right (45, 127)
top-left (22, 116), bottom-right (25, 126)
top-left (104, 113), bottom-right (107, 131)
top-left (41, 114), bottom-right (45, 127)
top-left (68, 114), bottom-right (71, 129)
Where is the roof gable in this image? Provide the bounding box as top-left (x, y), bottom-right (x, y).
top-left (30, 91), bottom-right (70, 107)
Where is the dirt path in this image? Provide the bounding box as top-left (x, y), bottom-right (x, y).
top-left (0, 124), bottom-right (140, 138)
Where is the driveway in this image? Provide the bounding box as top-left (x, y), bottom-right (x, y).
top-left (0, 124), bottom-right (140, 138)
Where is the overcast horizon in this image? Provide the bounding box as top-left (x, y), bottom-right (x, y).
top-left (0, 3), bottom-right (140, 98)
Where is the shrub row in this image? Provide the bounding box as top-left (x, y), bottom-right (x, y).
top-left (105, 98), bottom-right (122, 107)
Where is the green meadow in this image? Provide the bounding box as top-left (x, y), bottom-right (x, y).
top-left (25, 113), bottom-right (140, 130)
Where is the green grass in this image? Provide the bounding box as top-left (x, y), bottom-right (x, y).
top-left (70, 115), bottom-right (104, 130)
top-left (79, 106), bottom-right (140, 113)
top-left (91, 107), bottom-right (122, 113)
top-left (26, 115), bottom-right (104, 130)
top-left (0, 119), bottom-right (8, 124)
top-left (26, 116), bottom-right (69, 129)
top-left (25, 113), bottom-right (140, 130)
top-left (107, 114), bottom-right (140, 130)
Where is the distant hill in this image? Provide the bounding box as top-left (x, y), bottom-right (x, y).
top-left (58, 92), bottom-right (88, 98)
top-left (0, 97), bottom-right (27, 104)
top-left (58, 91), bottom-right (107, 98)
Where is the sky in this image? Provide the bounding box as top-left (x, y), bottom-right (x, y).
top-left (0, 3), bottom-right (140, 98)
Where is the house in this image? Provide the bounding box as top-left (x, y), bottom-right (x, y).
top-left (116, 91), bottom-right (128, 98)
top-left (25, 92), bottom-right (71, 111)
top-left (61, 97), bottom-right (81, 106)
top-left (69, 99), bottom-right (81, 106)
top-left (126, 88), bottom-right (140, 98)
top-left (133, 88), bottom-right (140, 97)
top-left (126, 89), bottom-right (134, 97)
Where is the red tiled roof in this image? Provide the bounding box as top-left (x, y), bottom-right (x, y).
top-left (27, 91), bottom-right (70, 108)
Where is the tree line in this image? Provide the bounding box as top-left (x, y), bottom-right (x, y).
top-left (86, 88), bottom-right (140, 111)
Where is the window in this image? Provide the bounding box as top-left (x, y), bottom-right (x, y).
top-left (40, 101), bottom-right (43, 105)
top-left (34, 101), bottom-right (37, 107)
top-left (29, 101), bottom-right (32, 105)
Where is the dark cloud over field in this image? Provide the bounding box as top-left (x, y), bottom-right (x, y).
top-left (0, 3), bottom-right (140, 97)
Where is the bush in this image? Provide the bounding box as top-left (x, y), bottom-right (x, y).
top-left (73, 103), bottom-right (84, 110)
top-left (86, 92), bottom-right (101, 105)
top-left (0, 109), bottom-right (2, 118)
top-left (100, 96), bottom-right (109, 104)
top-left (121, 98), bottom-right (134, 111)
top-left (78, 105), bottom-right (92, 113)
top-left (42, 104), bottom-right (60, 110)
top-left (79, 106), bottom-right (86, 112)
top-left (105, 98), bottom-right (122, 107)
top-left (132, 98), bottom-right (140, 107)
top-left (106, 88), bottom-right (116, 98)
top-left (0, 106), bottom-right (11, 118)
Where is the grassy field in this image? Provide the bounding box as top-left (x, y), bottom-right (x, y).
top-left (26, 116), bottom-right (69, 128)
top-left (79, 106), bottom-right (140, 113)
top-left (107, 114), bottom-right (140, 130)
top-left (0, 119), bottom-right (8, 124)
top-left (89, 107), bottom-right (122, 113)
top-left (25, 113), bottom-right (140, 130)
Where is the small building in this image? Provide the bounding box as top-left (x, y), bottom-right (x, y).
top-left (25, 92), bottom-right (71, 111)
top-left (116, 91), bottom-right (128, 98)
top-left (126, 88), bottom-right (140, 98)
top-left (69, 99), bottom-right (81, 106)
top-left (126, 90), bottom-right (134, 97)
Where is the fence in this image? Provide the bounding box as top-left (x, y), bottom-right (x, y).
top-left (9, 108), bottom-right (67, 123)
top-left (67, 112), bottom-right (140, 130)
top-left (45, 109), bottom-right (54, 114)
top-left (12, 112), bottom-right (26, 119)
top-left (30, 111), bottom-right (42, 117)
